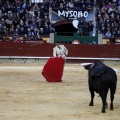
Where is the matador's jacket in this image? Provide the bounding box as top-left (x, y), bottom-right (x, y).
top-left (53, 45), bottom-right (68, 57)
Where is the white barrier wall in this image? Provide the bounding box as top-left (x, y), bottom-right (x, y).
top-left (50, 33), bottom-right (54, 43)
top-left (98, 34), bottom-right (103, 44)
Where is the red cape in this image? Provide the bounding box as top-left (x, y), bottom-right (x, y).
top-left (42, 57), bottom-right (64, 82)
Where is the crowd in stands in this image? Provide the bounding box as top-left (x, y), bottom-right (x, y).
top-left (0, 0), bottom-right (56, 40)
top-left (77, 0), bottom-right (120, 39)
top-left (0, 0), bottom-right (119, 42)
top-left (96, 0), bottom-right (120, 40)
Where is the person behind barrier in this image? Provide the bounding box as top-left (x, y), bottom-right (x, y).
top-left (53, 42), bottom-right (68, 59)
top-left (109, 35), bottom-right (116, 43)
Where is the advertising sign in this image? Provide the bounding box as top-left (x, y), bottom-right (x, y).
top-left (52, 9), bottom-right (94, 22)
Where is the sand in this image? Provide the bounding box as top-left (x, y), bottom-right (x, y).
top-left (0, 63), bottom-right (120, 120)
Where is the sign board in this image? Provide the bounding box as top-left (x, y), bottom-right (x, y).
top-left (32, 0), bottom-right (43, 3)
top-left (52, 9), bottom-right (94, 22)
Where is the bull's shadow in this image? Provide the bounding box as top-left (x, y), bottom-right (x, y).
top-left (81, 61), bottom-right (117, 113)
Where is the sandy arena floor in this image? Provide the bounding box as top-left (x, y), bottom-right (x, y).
top-left (0, 63), bottom-right (120, 120)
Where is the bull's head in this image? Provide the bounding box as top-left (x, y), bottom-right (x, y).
top-left (81, 62), bottom-right (118, 77)
top-left (81, 62), bottom-right (107, 77)
top-left (80, 63), bottom-right (94, 70)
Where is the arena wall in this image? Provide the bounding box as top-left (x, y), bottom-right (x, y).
top-left (0, 41), bottom-right (120, 63)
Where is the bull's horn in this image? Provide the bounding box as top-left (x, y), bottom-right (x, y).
top-left (80, 63), bottom-right (93, 67)
top-left (112, 68), bottom-right (118, 73)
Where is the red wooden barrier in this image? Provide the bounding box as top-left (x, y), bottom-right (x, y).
top-left (0, 41), bottom-right (120, 59)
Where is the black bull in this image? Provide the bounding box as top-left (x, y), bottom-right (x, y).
top-left (83, 62), bottom-right (117, 113)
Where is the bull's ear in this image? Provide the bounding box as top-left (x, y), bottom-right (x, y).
top-left (91, 62), bottom-right (107, 76)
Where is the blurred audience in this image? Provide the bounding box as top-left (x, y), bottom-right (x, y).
top-left (96, 0), bottom-right (120, 38)
top-left (109, 34), bottom-right (116, 43)
top-left (0, 0), bottom-right (119, 41)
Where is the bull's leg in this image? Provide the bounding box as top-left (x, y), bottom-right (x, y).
top-left (105, 89), bottom-right (109, 109)
top-left (110, 92), bottom-right (114, 110)
top-left (110, 85), bottom-right (116, 110)
top-left (100, 91), bottom-right (106, 113)
top-left (89, 87), bottom-right (95, 106)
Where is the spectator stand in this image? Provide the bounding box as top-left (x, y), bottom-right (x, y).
top-left (95, 1), bottom-right (120, 41)
top-left (0, 0), bottom-right (54, 42)
top-left (0, 0), bottom-right (119, 44)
